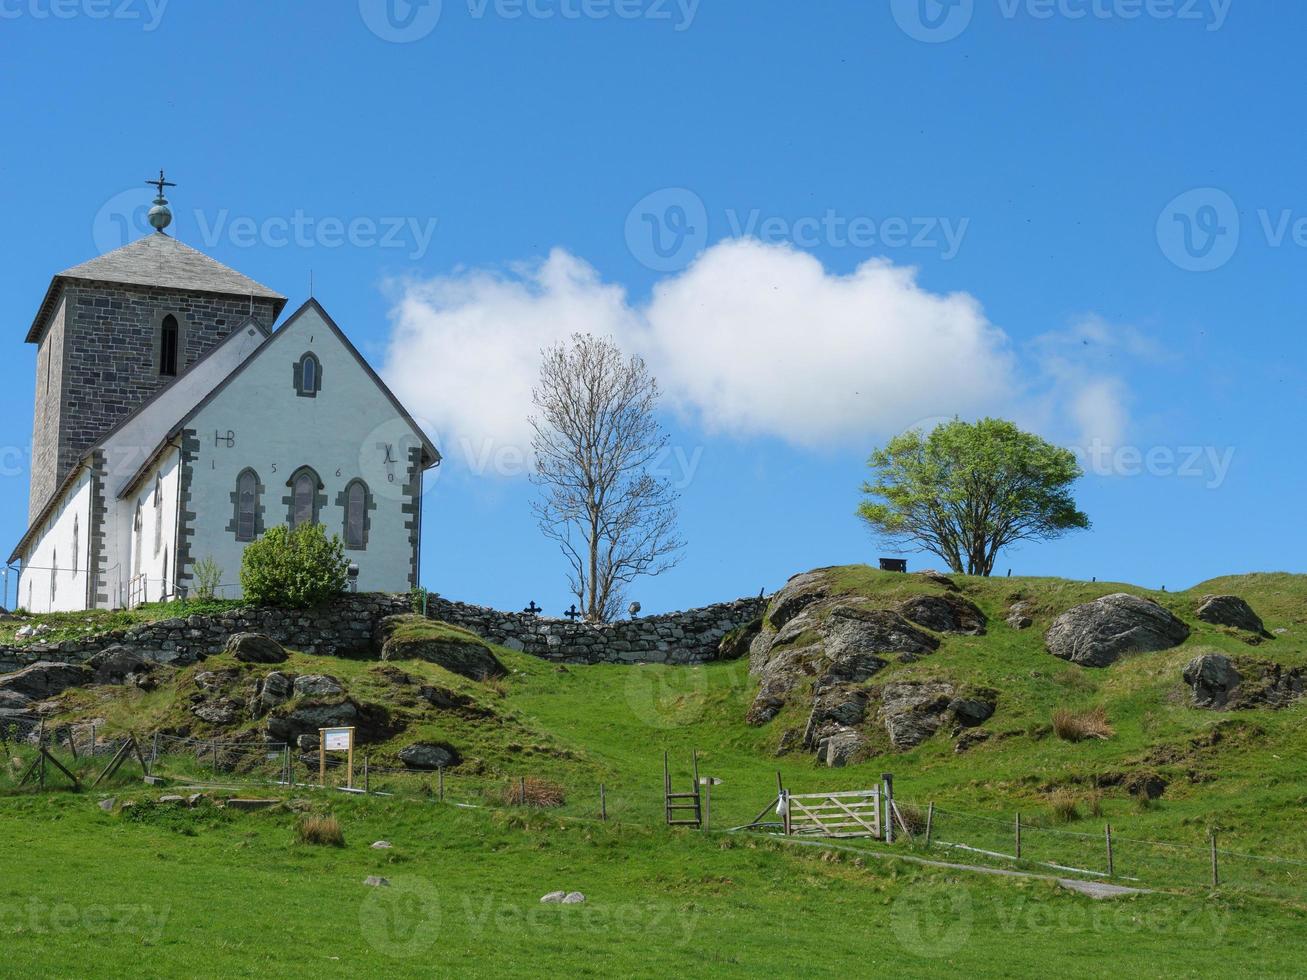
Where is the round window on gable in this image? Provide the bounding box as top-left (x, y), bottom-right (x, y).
top-left (294, 352), bottom-right (323, 398)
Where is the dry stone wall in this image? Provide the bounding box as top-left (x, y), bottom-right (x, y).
top-left (0, 593), bottom-right (768, 674)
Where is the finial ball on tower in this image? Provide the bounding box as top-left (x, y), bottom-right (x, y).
top-left (146, 168), bottom-right (176, 233)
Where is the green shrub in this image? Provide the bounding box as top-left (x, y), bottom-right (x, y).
top-left (239, 524), bottom-right (349, 608)
top-left (193, 556), bottom-right (223, 601)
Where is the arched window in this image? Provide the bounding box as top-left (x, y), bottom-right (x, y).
top-left (293, 351), bottom-right (322, 398)
top-left (133, 502), bottom-right (143, 573)
top-left (159, 314), bottom-right (179, 376)
top-left (343, 479), bottom-right (370, 550)
top-left (234, 469), bottom-right (261, 542)
top-left (71, 515), bottom-right (79, 576)
top-left (153, 475), bottom-right (163, 556)
top-left (286, 467), bottom-right (322, 528)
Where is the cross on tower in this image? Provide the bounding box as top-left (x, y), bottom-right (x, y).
top-left (146, 169), bottom-right (176, 200)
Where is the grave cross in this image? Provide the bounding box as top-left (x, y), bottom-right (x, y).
top-left (523, 601), bottom-right (541, 615)
top-left (564, 604), bottom-right (583, 622)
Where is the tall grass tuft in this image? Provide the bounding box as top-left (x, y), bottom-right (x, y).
top-left (1052, 706), bottom-right (1114, 743)
top-left (296, 813), bottom-right (345, 847)
top-left (1048, 790), bottom-right (1081, 823)
top-left (502, 777), bottom-right (566, 808)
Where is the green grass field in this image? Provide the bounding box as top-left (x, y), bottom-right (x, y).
top-left (3, 566), bottom-right (1307, 976)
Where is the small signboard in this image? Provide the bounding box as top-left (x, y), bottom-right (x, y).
top-left (319, 727), bottom-right (356, 789)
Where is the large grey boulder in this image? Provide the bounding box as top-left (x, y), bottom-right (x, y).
top-left (294, 675), bottom-right (344, 698)
top-left (0, 662), bottom-right (88, 698)
top-left (1183, 653), bottom-right (1242, 709)
top-left (249, 671), bottom-right (296, 718)
top-left (89, 645), bottom-right (150, 684)
top-left (822, 606), bottom-right (940, 664)
top-left (1045, 594), bottom-right (1190, 667)
top-left (1196, 595), bottom-right (1269, 637)
top-left (815, 727), bottom-right (866, 767)
top-left (398, 742), bottom-right (461, 770)
top-left (0, 689), bottom-right (32, 710)
top-left (191, 698), bottom-right (243, 725)
top-left (766, 570), bottom-right (830, 630)
top-left (267, 698), bottom-right (399, 744)
top-left (225, 633), bottom-right (287, 665)
top-left (899, 593), bottom-right (987, 635)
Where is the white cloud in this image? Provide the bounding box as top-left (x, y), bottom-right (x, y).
top-left (380, 240), bottom-right (1140, 472)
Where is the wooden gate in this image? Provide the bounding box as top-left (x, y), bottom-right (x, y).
top-left (785, 788), bottom-right (881, 839)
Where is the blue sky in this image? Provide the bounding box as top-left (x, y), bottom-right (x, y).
top-left (0, 0), bottom-right (1303, 614)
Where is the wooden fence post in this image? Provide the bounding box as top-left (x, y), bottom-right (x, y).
top-left (882, 773), bottom-right (894, 844)
top-left (438, 766), bottom-right (445, 803)
top-left (519, 775), bottom-right (527, 805)
top-left (924, 803), bottom-right (935, 848)
top-left (1210, 834), bottom-right (1219, 888)
top-left (1015, 812), bottom-right (1022, 861)
top-left (1105, 824), bottom-right (1114, 877)
top-left (364, 751), bottom-right (370, 794)
top-left (600, 783), bottom-right (607, 821)
top-left (152, 732), bottom-right (159, 765)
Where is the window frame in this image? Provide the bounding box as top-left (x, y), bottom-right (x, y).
top-left (284, 466), bottom-right (325, 529)
top-left (293, 351), bottom-right (323, 398)
top-left (340, 478), bottom-right (373, 551)
top-left (230, 468), bottom-right (264, 542)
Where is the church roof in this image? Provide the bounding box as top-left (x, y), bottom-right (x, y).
top-left (25, 233), bottom-right (287, 343)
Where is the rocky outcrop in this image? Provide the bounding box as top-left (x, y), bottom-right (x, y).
top-left (377, 616), bottom-right (507, 682)
top-left (191, 698), bottom-right (243, 725)
top-left (899, 593), bottom-right (987, 635)
top-left (250, 671), bottom-right (295, 717)
top-left (88, 645), bottom-right (149, 684)
top-left (1046, 594), bottom-right (1190, 667)
top-left (1183, 653), bottom-right (1242, 708)
top-left (1183, 652), bottom-right (1305, 710)
top-left (1006, 602), bottom-right (1035, 630)
top-left (226, 633), bottom-right (287, 665)
top-left (1196, 596), bottom-right (1269, 637)
top-left (398, 742), bottom-right (461, 770)
top-left (293, 675), bottom-right (344, 698)
top-left (0, 662), bottom-right (88, 699)
top-left (265, 698), bottom-right (398, 745)
top-left (746, 599), bottom-right (938, 727)
top-left (872, 682), bottom-right (996, 750)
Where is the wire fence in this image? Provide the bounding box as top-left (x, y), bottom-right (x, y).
top-left (3, 718), bottom-right (1306, 902)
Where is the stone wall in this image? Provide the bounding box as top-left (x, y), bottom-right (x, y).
top-left (0, 593), bottom-right (769, 675)
top-left (0, 594), bottom-right (410, 675)
top-left (422, 594), bottom-right (769, 665)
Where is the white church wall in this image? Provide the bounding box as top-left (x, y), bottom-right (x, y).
top-left (101, 322), bottom-right (264, 497)
top-left (184, 304), bottom-right (426, 597)
top-left (17, 469), bottom-right (91, 613)
top-left (114, 449), bottom-right (181, 607)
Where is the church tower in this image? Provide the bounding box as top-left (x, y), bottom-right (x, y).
top-left (25, 175), bottom-right (286, 520)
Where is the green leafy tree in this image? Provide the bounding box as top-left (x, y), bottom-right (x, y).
top-left (239, 523), bottom-right (349, 607)
top-left (857, 418), bottom-right (1089, 577)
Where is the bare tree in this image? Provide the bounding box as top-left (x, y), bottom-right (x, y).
top-left (530, 334), bottom-right (684, 621)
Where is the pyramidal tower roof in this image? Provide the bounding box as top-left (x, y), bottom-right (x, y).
top-left (27, 233), bottom-right (287, 343)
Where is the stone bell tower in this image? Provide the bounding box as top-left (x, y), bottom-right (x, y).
top-left (24, 173), bottom-right (287, 521)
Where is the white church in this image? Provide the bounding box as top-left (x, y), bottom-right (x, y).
top-left (10, 178), bottom-right (440, 612)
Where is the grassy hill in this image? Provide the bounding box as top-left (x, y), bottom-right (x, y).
top-left (3, 566), bottom-right (1307, 975)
